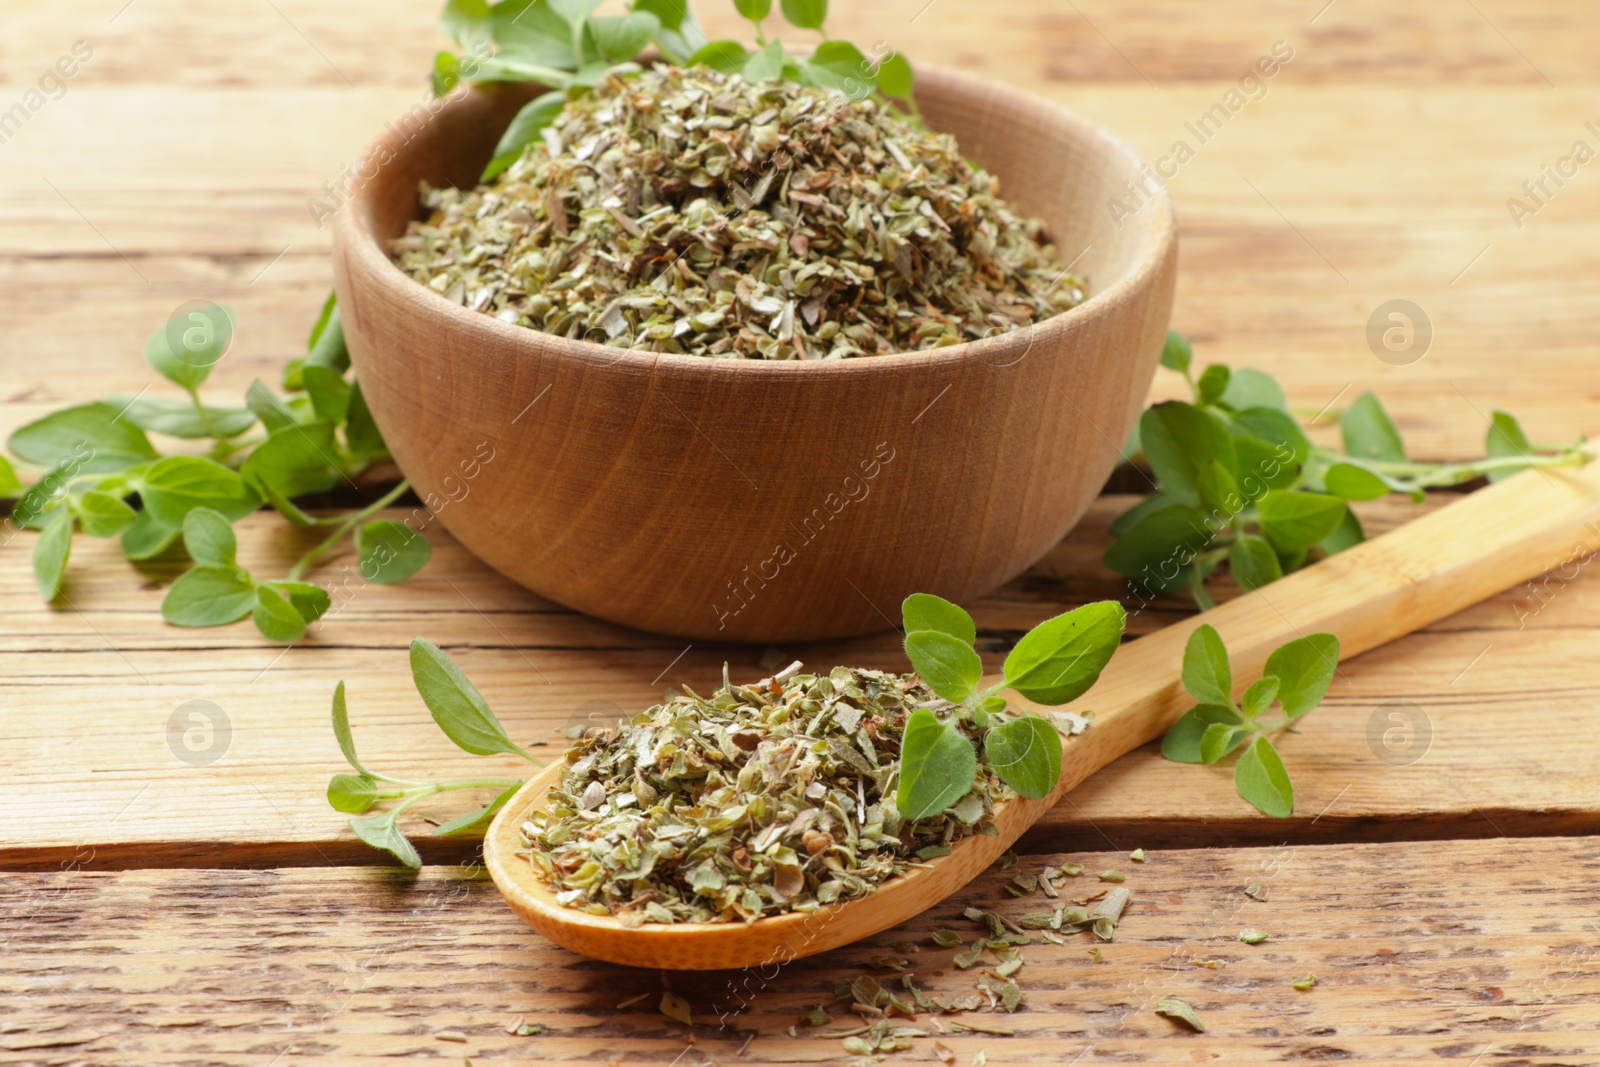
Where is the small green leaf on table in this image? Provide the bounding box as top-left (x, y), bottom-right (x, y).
top-left (410, 637), bottom-right (527, 757)
top-left (1180, 623), bottom-right (1232, 705)
top-left (1234, 736), bottom-right (1294, 817)
top-left (162, 565), bottom-right (257, 628)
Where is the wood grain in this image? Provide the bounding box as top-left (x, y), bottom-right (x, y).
top-left (5, 493), bottom-right (1598, 872)
top-left (7, 838), bottom-right (1600, 1063)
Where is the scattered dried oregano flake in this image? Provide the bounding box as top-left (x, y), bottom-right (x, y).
top-left (1293, 973), bottom-right (1318, 991)
top-left (1243, 882), bottom-right (1268, 901)
top-left (1098, 869), bottom-right (1125, 883)
top-left (931, 930), bottom-right (964, 948)
top-left (1155, 996), bottom-right (1206, 1032)
top-left (1129, 848), bottom-right (1147, 863)
top-left (393, 66), bottom-right (1086, 360)
top-left (659, 992), bottom-right (693, 1026)
top-left (1238, 928), bottom-right (1268, 945)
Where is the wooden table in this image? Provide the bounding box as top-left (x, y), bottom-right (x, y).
top-left (4, 1), bottom-right (1599, 1063)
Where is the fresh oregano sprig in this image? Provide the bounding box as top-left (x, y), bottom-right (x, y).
top-left (896, 593), bottom-right (1125, 819)
top-left (434, 0), bottom-right (917, 181)
top-left (327, 638), bottom-right (545, 868)
top-left (4, 293), bottom-right (431, 642)
top-left (1107, 330), bottom-right (1591, 610)
top-left (1159, 623), bottom-right (1339, 817)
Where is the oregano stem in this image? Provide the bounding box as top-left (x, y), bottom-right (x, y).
top-left (286, 479), bottom-right (412, 581)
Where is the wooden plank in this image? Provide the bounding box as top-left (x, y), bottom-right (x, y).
top-left (5, 494), bottom-right (1598, 869)
top-left (5, 836), bottom-right (1599, 1063)
top-left (4, 1), bottom-right (1600, 456)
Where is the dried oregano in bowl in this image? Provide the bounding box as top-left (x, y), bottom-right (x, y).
top-left (391, 65), bottom-right (1086, 359)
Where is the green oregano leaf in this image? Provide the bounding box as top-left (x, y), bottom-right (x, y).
top-left (356, 520), bottom-right (431, 585)
top-left (904, 630), bottom-right (982, 703)
top-left (9, 402), bottom-right (160, 475)
top-left (876, 51), bottom-right (914, 100)
top-left (145, 305), bottom-right (233, 392)
top-left (902, 593), bottom-right (976, 645)
top-left (983, 716), bottom-right (1062, 800)
top-left (779, 0), bottom-right (826, 29)
top-left (301, 365), bottom-right (352, 424)
top-left (1001, 601), bottom-right (1125, 705)
top-left (1340, 390), bottom-right (1406, 463)
top-left (805, 40), bottom-right (875, 97)
top-left (1263, 633), bottom-right (1339, 718)
top-left (483, 90), bottom-right (567, 183)
top-left (1180, 623), bottom-right (1231, 705)
top-left (1159, 330), bottom-right (1191, 374)
top-left (1257, 491), bottom-right (1347, 554)
top-left (548, 0), bottom-right (603, 27)
top-left (327, 773), bottom-right (384, 814)
top-left (75, 491), bottom-right (137, 538)
top-left (139, 456), bottom-right (260, 526)
top-left (330, 680), bottom-right (371, 775)
top-left (1234, 736), bottom-right (1294, 817)
top-left (1229, 534), bottom-right (1282, 592)
top-left (105, 395), bottom-right (256, 440)
top-left (1196, 364), bottom-right (1229, 406)
top-left (1161, 704), bottom-right (1242, 763)
top-left (1140, 401), bottom-right (1237, 508)
top-left (162, 565), bottom-right (257, 627)
top-left (265, 580), bottom-right (332, 624)
top-left (240, 421), bottom-right (339, 501)
top-left (33, 509), bottom-right (74, 601)
top-left (409, 637), bottom-right (525, 757)
top-left (121, 508), bottom-right (181, 561)
top-left (433, 784), bottom-right (521, 836)
top-left (349, 810), bottom-right (422, 868)
top-left (1199, 720), bottom-right (1244, 765)
top-left (632, 0), bottom-right (687, 30)
top-left (1485, 410), bottom-right (1533, 482)
top-left (733, 0), bottom-right (771, 21)
top-left (586, 11), bottom-right (659, 63)
top-left (1218, 368), bottom-right (1288, 413)
top-left (181, 506), bottom-right (237, 567)
top-left (742, 37), bottom-right (784, 81)
top-left (253, 584), bottom-right (308, 643)
top-left (344, 381), bottom-right (388, 459)
top-left (896, 708), bottom-right (976, 820)
top-left (687, 39), bottom-right (751, 74)
top-left (1323, 462), bottom-right (1393, 501)
top-left (1241, 675), bottom-right (1280, 717)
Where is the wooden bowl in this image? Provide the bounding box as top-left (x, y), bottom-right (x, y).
top-left (331, 66), bottom-right (1177, 642)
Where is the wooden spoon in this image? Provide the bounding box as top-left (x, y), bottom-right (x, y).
top-left (486, 459), bottom-right (1600, 970)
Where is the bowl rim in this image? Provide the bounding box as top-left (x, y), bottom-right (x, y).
top-left (335, 61), bottom-right (1176, 379)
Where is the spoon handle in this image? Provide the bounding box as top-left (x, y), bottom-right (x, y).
top-left (1036, 458), bottom-right (1600, 806)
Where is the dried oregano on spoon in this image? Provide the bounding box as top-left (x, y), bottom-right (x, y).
top-left (327, 594), bottom-right (1125, 910)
